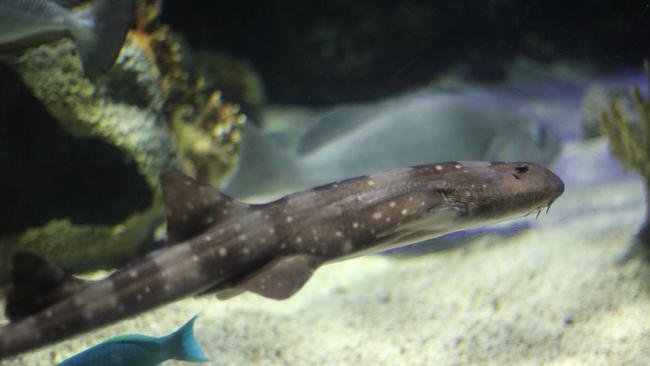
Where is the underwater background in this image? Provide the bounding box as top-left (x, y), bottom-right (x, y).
top-left (1, 0), bottom-right (650, 365)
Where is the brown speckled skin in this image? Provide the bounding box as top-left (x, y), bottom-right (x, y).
top-left (0, 161), bottom-right (564, 358)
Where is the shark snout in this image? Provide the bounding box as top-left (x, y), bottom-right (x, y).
top-left (508, 162), bottom-right (565, 211)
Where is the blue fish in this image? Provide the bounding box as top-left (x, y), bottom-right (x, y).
top-left (58, 316), bottom-right (209, 366)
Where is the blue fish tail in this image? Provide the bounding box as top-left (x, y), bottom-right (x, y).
top-left (162, 315), bottom-right (210, 362)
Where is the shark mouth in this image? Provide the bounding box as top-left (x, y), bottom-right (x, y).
top-left (0, 65), bottom-right (153, 236)
top-left (527, 198), bottom-right (556, 220)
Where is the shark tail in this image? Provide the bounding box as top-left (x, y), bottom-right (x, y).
top-left (66, 0), bottom-right (134, 79)
top-left (162, 315), bottom-right (210, 362)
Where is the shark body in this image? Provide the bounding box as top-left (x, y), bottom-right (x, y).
top-left (0, 161), bottom-right (564, 358)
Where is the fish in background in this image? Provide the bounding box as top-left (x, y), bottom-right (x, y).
top-left (57, 315), bottom-right (209, 366)
top-left (223, 90), bottom-right (562, 200)
top-left (0, 0), bottom-right (134, 79)
top-left (453, 59), bottom-right (650, 141)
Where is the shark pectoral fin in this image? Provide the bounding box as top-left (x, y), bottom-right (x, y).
top-left (232, 255), bottom-right (323, 300)
top-left (160, 171), bottom-right (251, 244)
top-left (6, 252), bottom-right (90, 321)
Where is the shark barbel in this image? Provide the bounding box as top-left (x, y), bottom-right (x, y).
top-left (0, 161), bottom-right (564, 358)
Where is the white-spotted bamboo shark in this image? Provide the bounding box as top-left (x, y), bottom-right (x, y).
top-left (0, 161), bottom-right (564, 358)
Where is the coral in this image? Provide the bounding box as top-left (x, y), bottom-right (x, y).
top-left (131, 0), bottom-right (246, 187)
top-left (0, 0), bottom-right (245, 278)
top-left (192, 49), bottom-right (266, 121)
top-left (599, 61), bottom-right (650, 246)
top-left (0, 32), bottom-right (174, 279)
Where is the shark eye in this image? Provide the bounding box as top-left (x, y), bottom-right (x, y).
top-left (512, 164), bottom-right (529, 179)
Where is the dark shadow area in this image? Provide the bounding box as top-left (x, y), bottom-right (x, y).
top-left (0, 65), bottom-right (153, 235)
top-left (161, 0), bottom-right (650, 105)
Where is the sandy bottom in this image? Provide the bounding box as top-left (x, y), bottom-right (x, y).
top-left (6, 139), bottom-right (650, 365)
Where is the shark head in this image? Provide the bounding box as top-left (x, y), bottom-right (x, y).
top-left (427, 161), bottom-right (565, 227)
top-left (346, 161), bottom-right (565, 252)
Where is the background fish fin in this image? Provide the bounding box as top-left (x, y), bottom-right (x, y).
top-left (6, 252), bottom-right (89, 321)
top-left (160, 171), bottom-right (251, 244)
top-left (161, 315), bottom-right (210, 362)
top-left (68, 0), bottom-right (134, 78)
top-left (296, 105), bottom-right (378, 155)
top-left (232, 255), bottom-right (323, 300)
top-left (222, 123), bottom-right (301, 198)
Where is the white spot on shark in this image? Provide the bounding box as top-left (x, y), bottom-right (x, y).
top-left (401, 209), bottom-right (408, 216)
top-left (352, 222), bottom-right (359, 229)
top-left (372, 212), bottom-right (383, 220)
top-left (242, 247), bottom-right (250, 255)
top-left (389, 201), bottom-right (396, 208)
top-left (367, 180), bottom-right (375, 187)
top-left (296, 236), bottom-right (303, 244)
top-left (435, 165), bottom-right (443, 171)
top-left (239, 234), bottom-right (247, 241)
top-left (286, 216), bottom-right (294, 223)
top-left (129, 270), bottom-right (138, 279)
top-left (219, 247), bottom-right (228, 257)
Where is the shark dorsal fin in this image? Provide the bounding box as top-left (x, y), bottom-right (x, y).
top-left (160, 171), bottom-right (250, 244)
top-left (6, 252), bottom-right (89, 321)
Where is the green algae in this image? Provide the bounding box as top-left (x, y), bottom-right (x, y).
top-left (599, 61), bottom-right (650, 246)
